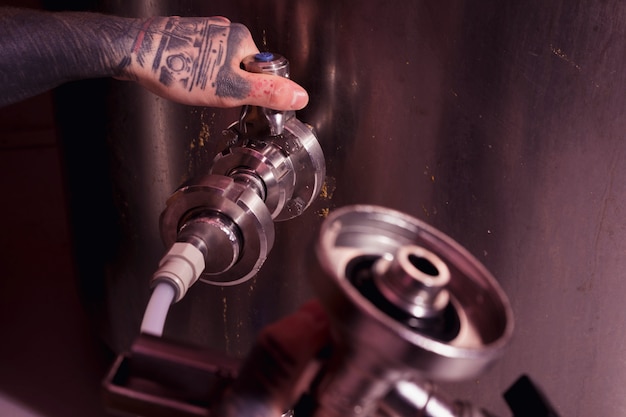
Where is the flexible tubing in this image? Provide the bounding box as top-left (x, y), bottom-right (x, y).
top-left (140, 281), bottom-right (177, 336)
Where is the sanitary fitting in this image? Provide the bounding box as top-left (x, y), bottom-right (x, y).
top-left (159, 175), bottom-right (274, 286)
top-left (157, 52), bottom-right (325, 288)
top-left (239, 52), bottom-right (291, 136)
top-left (212, 52), bottom-right (325, 221)
top-left (310, 205), bottom-right (514, 417)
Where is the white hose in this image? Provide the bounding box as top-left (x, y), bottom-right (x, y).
top-left (140, 281), bottom-right (177, 336)
top-left (140, 242), bottom-right (205, 337)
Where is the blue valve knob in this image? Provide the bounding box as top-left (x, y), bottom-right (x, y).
top-left (242, 52), bottom-right (289, 77)
top-left (254, 52), bottom-right (276, 62)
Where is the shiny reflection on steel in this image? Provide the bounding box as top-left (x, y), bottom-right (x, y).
top-left (378, 380), bottom-right (498, 417)
top-left (212, 52), bottom-right (325, 221)
top-left (373, 245), bottom-right (451, 319)
top-left (312, 205), bottom-right (513, 417)
top-left (176, 213), bottom-right (242, 275)
top-left (211, 119), bottom-right (325, 221)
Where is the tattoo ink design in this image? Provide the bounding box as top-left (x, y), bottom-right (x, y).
top-left (131, 17), bottom-right (157, 68)
top-left (214, 24), bottom-right (252, 100)
top-left (131, 17), bottom-right (253, 100)
top-left (132, 16), bottom-right (251, 98)
top-left (156, 18), bottom-right (227, 91)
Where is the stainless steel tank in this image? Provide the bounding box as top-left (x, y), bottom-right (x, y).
top-left (57, 1), bottom-right (626, 416)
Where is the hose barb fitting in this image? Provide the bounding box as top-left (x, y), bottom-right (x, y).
top-left (151, 242), bottom-right (206, 302)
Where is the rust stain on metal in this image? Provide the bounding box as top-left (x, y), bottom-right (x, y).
top-left (198, 123), bottom-right (209, 148)
top-left (197, 112), bottom-right (212, 149)
top-left (317, 177), bottom-right (337, 218)
top-left (319, 177), bottom-right (336, 199)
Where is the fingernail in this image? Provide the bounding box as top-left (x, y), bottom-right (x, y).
top-left (290, 89), bottom-right (309, 109)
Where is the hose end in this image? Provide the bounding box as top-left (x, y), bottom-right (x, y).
top-left (151, 242), bottom-right (206, 302)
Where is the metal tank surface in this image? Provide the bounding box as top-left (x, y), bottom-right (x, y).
top-left (57, 0), bottom-right (626, 416)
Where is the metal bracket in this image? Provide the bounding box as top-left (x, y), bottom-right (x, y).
top-left (102, 334), bottom-right (240, 417)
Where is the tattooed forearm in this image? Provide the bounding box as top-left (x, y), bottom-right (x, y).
top-left (0, 7), bottom-right (140, 106)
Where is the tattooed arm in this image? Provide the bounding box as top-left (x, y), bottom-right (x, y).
top-left (0, 7), bottom-right (309, 110)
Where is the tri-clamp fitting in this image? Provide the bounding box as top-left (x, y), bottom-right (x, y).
top-left (211, 52), bottom-right (325, 221)
top-left (157, 52), bottom-right (325, 290)
top-left (311, 205), bottom-right (514, 417)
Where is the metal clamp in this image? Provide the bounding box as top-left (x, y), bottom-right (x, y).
top-left (159, 175), bottom-right (274, 286)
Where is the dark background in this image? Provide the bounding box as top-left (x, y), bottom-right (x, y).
top-left (0, 1), bottom-right (114, 416)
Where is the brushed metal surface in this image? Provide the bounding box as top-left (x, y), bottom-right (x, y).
top-left (58, 1), bottom-right (626, 415)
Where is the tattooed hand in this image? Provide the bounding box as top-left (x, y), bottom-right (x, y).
top-left (124, 16), bottom-right (309, 110)
top-left (0, 8), bottom-right (309, 110)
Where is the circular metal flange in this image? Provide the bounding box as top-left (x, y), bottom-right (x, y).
top-left (211, 136), bottom-right (296, 219)
top-left (212, 118), bottom-right (325, 222)
top-left (274, 119), bottom-right (325, 222)
top-left (160, 175), bottom-right (275, 286)
top-left (313, 205), bottom-right (514, 382)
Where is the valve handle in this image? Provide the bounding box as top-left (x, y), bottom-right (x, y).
top-left (239, 52), bottom-right (293, 136)
top-left (242, 52), bottom-right (290, 77)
